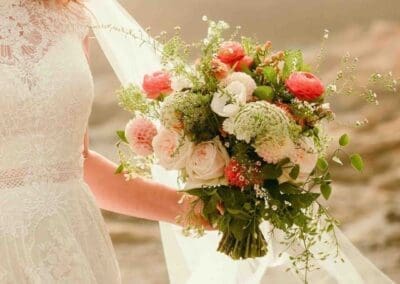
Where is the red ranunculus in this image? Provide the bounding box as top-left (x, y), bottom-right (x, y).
top-left (285, 72), bottom-right (325, 101)
top-left (142, 71), bottom-right (172, 99)
top-left (234, 55), bottom-right (254, 71)
top-left (217, 41), bottom-right (245, 65)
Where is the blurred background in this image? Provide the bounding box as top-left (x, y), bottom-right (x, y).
top-left (87, 0), bottom-right (400, 283)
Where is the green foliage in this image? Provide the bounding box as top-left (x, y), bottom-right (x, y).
top-left (184, 185), bottom-right (268, 259)
top-left (350, 154), bottom-right (364, 172)
top-left (317, 157), bottom-right (329, 172)
top-left (116, 85), bottom-right (158, 118)
top-left (116, 130), bottom-right (128, 144)
top-left (173, 92), bottom-right (220, 142)
top-left (320, 183), bottom-right (332, 200)
top-left (339, 134), bottom-right (350, 147)
top-left (289, 164), bottom-right (300, 180)
top-left (283, 50), bottom-right (304, 80)
top-left (263, 66), bottom-right (278, 86)
top-left (254, 86), bottom-right (275, 101)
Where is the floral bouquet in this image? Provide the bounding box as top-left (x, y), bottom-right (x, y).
top-left (114, 19), bottom-right (398, 275)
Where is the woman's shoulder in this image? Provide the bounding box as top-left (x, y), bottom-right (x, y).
top-left (65, 1), bottom-right (92, 39)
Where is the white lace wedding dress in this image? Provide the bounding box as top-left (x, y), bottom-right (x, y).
top-left (0, 0), bottom-right (121, 283)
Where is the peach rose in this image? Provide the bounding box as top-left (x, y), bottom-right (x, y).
top-left (186, 137), bottom-right (230, 183)
top-left (279, 137), bottom-right (318, 183)
top-left (217, 41), bottom-right (245, 65)
top-left (125, 117), bottom-right (158, 156)
top-left (142, 71), bottom-right (173, 99)
top-left (152, 128), bottom-right (193, 170)
top-left (285, 72), bottom-right (325, 101)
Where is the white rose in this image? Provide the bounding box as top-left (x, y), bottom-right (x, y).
top-left (211, 81), bottom-right (247, 117)
top-left (171, 76), bottom-right (193, 91)
top-left (152, 128), bottom-right (193, 170)
top-left (222, 72), bottom-right (257, 101)
top-left (279, 137), bottom-right (318, 183)
top-left (186, 137), bottom-right (230, 183)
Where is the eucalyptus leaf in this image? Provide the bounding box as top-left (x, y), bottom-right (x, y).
top-left (339, 134), bottom-right (350, 147)
top-left (320, 183), bottom-right (332, 200)
top-left (350, 154), bottom-right (364, 172)
top-left (317, 157), bottom-right (329, 172)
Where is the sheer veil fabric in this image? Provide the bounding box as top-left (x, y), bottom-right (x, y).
top-left (86, 1), bottom-right (395, 283)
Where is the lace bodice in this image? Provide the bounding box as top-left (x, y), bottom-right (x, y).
top-left (0, 0), bottom-right (93, 187)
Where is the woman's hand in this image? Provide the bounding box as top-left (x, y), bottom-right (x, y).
top-left (179, 194), bottom-right (215, 231)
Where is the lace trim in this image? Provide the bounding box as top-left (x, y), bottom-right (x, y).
top-left (0, 162), bottom-right (82, 189)
top-left (0, 0), bottom-right (90, 88)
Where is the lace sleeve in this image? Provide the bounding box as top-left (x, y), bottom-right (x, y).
top-left (67, 2), bottom-right (92, 41)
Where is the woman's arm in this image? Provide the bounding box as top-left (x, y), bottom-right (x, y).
top-left (83, 150), bottom-right (188, 224)
top-left (82, 37), bottom-right (209, 227)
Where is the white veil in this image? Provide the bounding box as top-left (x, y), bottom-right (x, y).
top-left (85, 0), bottom-right (395, 283)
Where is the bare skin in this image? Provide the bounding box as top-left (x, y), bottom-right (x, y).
top-left (81, 37), bottom-right (209, 227)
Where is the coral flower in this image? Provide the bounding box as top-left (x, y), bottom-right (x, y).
top-left (234, 55), bottom-right (254, 72)
top-left (285, 72), bottom-right (325, 101)
top-left (217, 41), bottom-right (245, 65)
top-left (142, 71), bottom-right (173, 99)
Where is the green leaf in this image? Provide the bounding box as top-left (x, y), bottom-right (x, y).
top-left (350, 154), bottom-right (364, 172)
top-left (285, 192), bottom-right (320, 208)
top-left (332, 156), bottom-right (343, 166)
top-left (261, 164), bottom-right (283, 179)
top-left (254, 86), bottom-right (275, 102)
top-left (225, 208), bottom-right (252, 220)
top-left (116, 130), bottom-right (128, 143)
top-left (115, 164), bottom-right (124, 174)
top-left (263, 66), bottom-right (278, 86)
top-left (283, 50), bottom-right (304, 80)
top-left (279, 182), bottom-right (299, 194)
top-left (339, 134), bottom-right (350, 147)
top-left (278, 157), bottom-right (291, 167)
top-left (317, 157), bottom-right (329, 172)
top-left (289, 164), bottom-right (300, 180)
top-left (320, 183), bottom-right (332, 200)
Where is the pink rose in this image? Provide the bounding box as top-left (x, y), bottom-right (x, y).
top-left (125, 117), bottom-right (158, 156)
top-left (142, 71), bottom-right (173, 99)
top-left (234, 55), bottom-right (254, 72)
top-left (285, 72), bottom-right (325, 101)
top-left (217, 41), bottom-right (245, 65)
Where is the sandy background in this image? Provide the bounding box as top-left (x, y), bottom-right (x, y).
top-left (86, 1), bottom-right (400, 283)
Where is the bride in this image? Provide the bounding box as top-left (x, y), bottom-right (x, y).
top-left (0, 0), bottom-right (395, 283)
top-left (0, 0), bottom-right (208, 282)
